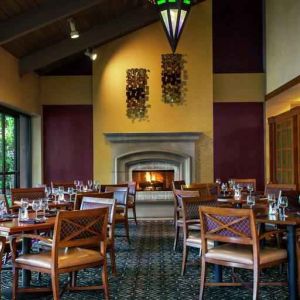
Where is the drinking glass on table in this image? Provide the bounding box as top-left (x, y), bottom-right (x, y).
top-left (32, 199), bottom-right (40, 220)
top-left (247, 184), bottom-right (254, 196)
top-left (0, 199), bottom-right (6, 218)
top-left (87, 180), bottom-right (93, 190)
top-left (20, 198), bottom-right (29, 219)
top-left (247, 195), bottom-right (256, 208)
top-left (278, 196), bottom-right (288, 218)
top-left (39, 198), bottom-right (48, 220)
top-left (221, 183), bottom-right (227, 196)
top-left (267, 193), bottom-right (276, 215)
top-left (67, 187), bottom-right (74, 201)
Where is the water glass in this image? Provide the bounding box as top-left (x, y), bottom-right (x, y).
top-left (221, 183), bottom-right (227, 195)
top-left (32, 200), bottom-right (40, 220)
top-left (0, 199), bottom-right (5, 218)
top-left (278, 196), bottom-right (288, 218)
top-left (247, 184), bottom-right (254, 196)
top-left (39, 198), bottom-right (48, 220)
top-left (267, 193), bottom-right (276, 215)
top-left (247, 195), bottom-right (256, 208)
top-left (20, 198), bottom-right (29, 219)
top-left (87, 180), bottom-right (93, 190)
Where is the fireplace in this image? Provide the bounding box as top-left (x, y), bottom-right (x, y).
top-left (132, 170), bottom-right (174, 191)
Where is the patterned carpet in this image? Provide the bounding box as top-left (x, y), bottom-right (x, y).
top-left (1, 220), bottom-right (288, 299)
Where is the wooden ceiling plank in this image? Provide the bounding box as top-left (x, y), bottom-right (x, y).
top-left (20, 5), bottom-right (159, 74)
top-left (0, 0), bottom-right (105, 45)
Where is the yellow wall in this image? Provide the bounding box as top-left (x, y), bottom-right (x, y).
top-left (266, 0), bottom-right (300, 93)
top-left (93, 1), bottom-right (213, 183)
top-left (0, 47), bottom-right (40, 115)
top-left (40, 76), bottom-right (92, 105)
top-left (213, 73), bottom-right (265, 102)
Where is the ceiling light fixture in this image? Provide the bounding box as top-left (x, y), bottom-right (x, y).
top-left (68, 18), bottom-right (79, 39)
top-left (150, 0), bottom-right (191, 53)
top-left (85, 49), bottom-right (98, 61)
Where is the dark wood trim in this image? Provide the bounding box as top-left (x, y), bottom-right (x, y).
top-left (265, 75), bottom-right (300, 101)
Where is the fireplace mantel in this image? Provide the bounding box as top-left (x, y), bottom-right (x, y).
top-left (104, 132), bottom-right (201, 143)
top-left (104, 132), bottom-right (201, 184)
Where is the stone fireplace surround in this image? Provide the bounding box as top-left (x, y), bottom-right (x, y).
top-left (104, 132), bottom-right (201, 183)
top-left (104, 132), bottom-right (201, 217)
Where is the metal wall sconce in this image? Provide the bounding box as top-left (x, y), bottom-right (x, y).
top-left (126, 68), bottom-right (150, 120)
top-left (161, 53), bottom-right (185, 104)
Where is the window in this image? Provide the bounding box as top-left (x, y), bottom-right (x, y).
top-left (0, 109), bottom-right (19, 194)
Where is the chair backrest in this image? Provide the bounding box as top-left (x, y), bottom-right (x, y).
top-left (52, 208), bottom-right (108, 252)
top-left (74, 192), bottom-right (113, 210)
top-left (174, 189), bottom-right (200, 208)
top-left (207, 183), bottom-right (219, 195)
top-left (11, 187), bottom-right (45, 204)
top-left (265, 183), bottom-right (296, 198)
top-left (182, 184), bottom-right (210, 197)
top-left (172, 180), bottom-right (186, 191)
top-left (232, 178), bottom-right (256, 191)
top-left (51, 182), bottom-right (75, 189)
top-left (182, 196), bottom-right (217, 221)
top-left (105, 186), bottom-right (128, 206)
top-left (100, 183), bottom-right (128, 193)
top-left (81, 197), bottom-right (116, 225)
top-left (128, 182), bottom-right (137, 196)
top-left (0, 236), bottom-right (5, 272)
top-left (199, 206), bottom-right (257, 248)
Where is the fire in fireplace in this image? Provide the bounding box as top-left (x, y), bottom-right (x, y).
top-left (132, 170), bottom-right (174, 191)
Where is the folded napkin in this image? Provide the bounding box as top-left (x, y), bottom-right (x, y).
top-left (19, 219), bottom-right (46, 224)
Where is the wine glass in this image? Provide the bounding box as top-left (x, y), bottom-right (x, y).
top-left (215, 178), bottom-right (221, 185)
top-left (247, 195), bottom-right (255, 208)
top-left (247, 184), bottom-right (254, 196)
top-left (87, 180), bottom-right (93, 190)
top-left (278, 196), bottom-right (288, 218)
top-left (67, 187), bottom-right (74, 201)
top-left (32, 200), bottom-right (40, 220)
top-left (0, 199), bottom-right (6, 218)
top-left (267, 193), bottom-right (276, 215)
top-left (39, 198), bottom-right (48, 220)
top-left (221, 183), bottom-right (227, 196)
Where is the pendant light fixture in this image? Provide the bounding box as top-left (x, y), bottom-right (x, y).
top-left (150, 0), bottom-right (191, 53)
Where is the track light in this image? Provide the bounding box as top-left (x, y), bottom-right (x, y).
top-left (68, 18), bottom-right (79, 39)
top-left (85, 49), bottom-right (98, 61)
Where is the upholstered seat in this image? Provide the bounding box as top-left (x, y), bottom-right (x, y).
top-left (205, 244), bottom-right (287, 265)
top-left (16, 247), bottom-right (104, 269)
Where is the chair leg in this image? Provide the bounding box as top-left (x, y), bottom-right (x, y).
top-left (71, 271), bottom-right (78, 287)
top-left (253, 266), bottom-right (259, 300)
top-left (173, 225), bottom-right (180, 251)
top-left (51, 271), bottom-right (60, 300)
top-left (101, 262), bottom-right (110, 300)
top-left (124, 219), bottom-right (130, 244)
top-left (199, 257), bottom-right (207, 300)
top-left (12, 267), bottom-right (19, 300)
top-left (132, 204), bottom-right (138, 225)
top-left (181, 244), bottom-right (189, 275)
top-left (109, 246), bottom-right (117, 275)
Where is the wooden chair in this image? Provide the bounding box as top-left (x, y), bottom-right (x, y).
top-left (232, 178), bottom-right (257, 191)
top-left (10, 208), bottom-right (109, 300)
top-left (181, 184), bottom-right (210, 197)
top-left (171, 180), bottom-right (186, 226)
top-left (11, 187), bottom-right (45, 205)
top-left (100, 183), bottom-right (128, 192)
top-left (0, 235), bottom-right (5, 293)
top-left (51, 182), bottom-right (75, 189)
top-left (74, 192), bottom-right (114, 210)
top-left (173, 189), bottom-right (199, 251)
top-left (127, 182), bottom-right (137, 225)
top-left (199, 206), bottom-right (287, 299)
top-left (81, 196), bottom-right (117, 274)
top-left (264, 183), bottom-right (296, 198)
top-left (105, 186), bottom-right (130, 244)
top-left (181, 197), bottom-right (216, 275)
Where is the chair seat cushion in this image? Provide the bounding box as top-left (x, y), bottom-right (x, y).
top-left (205, 244), bottom-right (287, 265)
top-left (187, 235), bottom-right (214, 248)
top-left (115, 213), bottom-right (126, 221)
top-left (15, 247), bottom-right (104, 269)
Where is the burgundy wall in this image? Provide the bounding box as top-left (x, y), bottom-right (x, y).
top-left (213, 0), bottom-right (263, 73)
top-left (43, 105), bottom-right (93, 184)
top-left (213, 103), bottom-right (264, 191)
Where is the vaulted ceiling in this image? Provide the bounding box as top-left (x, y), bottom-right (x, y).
top-left (0, 0), bottom-right (202, 75)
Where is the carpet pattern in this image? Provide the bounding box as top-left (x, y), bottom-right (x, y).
top-left (1, 220), bottom-right (288, 299)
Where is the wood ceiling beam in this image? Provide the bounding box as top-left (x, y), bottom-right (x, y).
top-left (0, 0), bottom-right (105, 45)
top-left (20, 5), bottom-right (159, 74)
